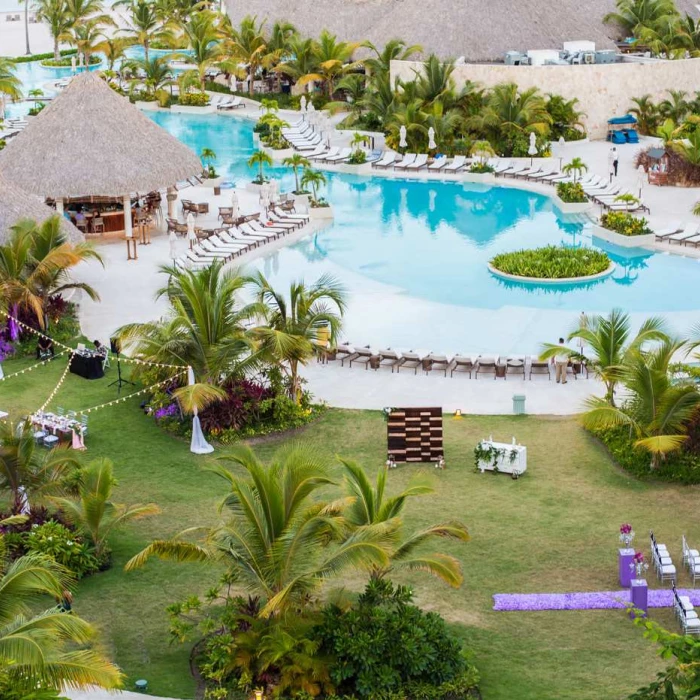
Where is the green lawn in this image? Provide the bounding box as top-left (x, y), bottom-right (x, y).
top-left (2, 353), bottom-right (698, 700)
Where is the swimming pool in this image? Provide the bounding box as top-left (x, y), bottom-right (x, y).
top-left (10, 63), bottom-right (700, 352)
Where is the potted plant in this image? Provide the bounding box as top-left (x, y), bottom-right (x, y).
top-left (246, 149), bottom-right (273, 192)
top-left (468, 140), bottom-right (496, 177)
top-left (347, 132), bottom-right (369, 165)
top-left (200, 147), bottom-right (222, 190)
top-left (282, 153), bottom-right (311, 209)
top-left (300, 168), bottom-right (333, 219)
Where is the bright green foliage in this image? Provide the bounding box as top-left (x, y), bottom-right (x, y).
top-left (314, 579), bottom-right (478, 699)
top-left (600, 211), bottom-right (653, 236)
top-left (556, 182), bottom-right (588, 203)
top-left (25, 520), bottom-right (99, 578)
top-left (490, 246), bottom-right (610, 279)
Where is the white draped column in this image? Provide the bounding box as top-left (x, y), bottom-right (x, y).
top-left (124, 194), bottom-right (137, 260)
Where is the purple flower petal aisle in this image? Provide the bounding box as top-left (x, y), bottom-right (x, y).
top-left (493, 589), bottom-right (700, 611)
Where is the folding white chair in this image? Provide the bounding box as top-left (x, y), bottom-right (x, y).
top-left (683, 535), bottom-right (699, 567)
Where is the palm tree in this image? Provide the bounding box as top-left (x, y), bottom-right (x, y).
top-left (413, 54), bottom-right (456, 106)
top-left (637, 14), bottom-right (686, 58)
top-left (360, 71), bottom-right (398, 125)
top-left (340, 460), bottom-right (469, 586)
top-left (0, 216), bottom-right (103, 332)
top-left (125, 444), bottom-right (392, 618)
top-left (0, 419), bottom-right (80, 514)
top-left (249, 271), bottom-right (345, 401)
top-left (64, 0), bottom-right (108, 24)
top-left (582, 340), bottom-right (700, 469)
top-left (117, 262), bottom-right (258, 397)
top-left (119, 0), bottom-right (172, 63)
top-left (470, 139), bottom-right (495, 165)
top-left (629, 94), bottom-right (662, 135)
top-left (308, 30), bottom-right (364, 98)
top-left (656, 117), bottom-right (685, 145)
top-left (385, 98), bottom-right (428, 151)
top-left (34, 0), bottom-right (72, 61)
top-left (539, 309), bottom-right (669, 405)
top-left (95, 35), bottom-right (134, 72)
top-left (277, 35), bottom-right (317, 94)
top-left (51, 458), bottom-right (160, 559)
top-left (475, 82), bottom-right (552, 145)
top-left (671, 130), bottom-right (700, 165)
top-left (248, 149), bottom-right (273, 184)
top-left (364, 38), bottom-right (423, 81)
top-left (124, 55), bottom-right (174, 100)
top-left (327, 73), bottom-right (366, 123)
top-left (60, 15), bottom-right (111, 66)
top-left (425, 100), bottom-right (462, 153)
top-left (562, 157), bottom-right (588, 183)
top-left (265, 19), bottom-right (296, 92)
top-left (224, 14), bottom-right (268, 96)
top-left (300, 168), bottom-right (327, 204)
top-left (282, 153), bottom-right (310, 194)
top-left (181, 10), bottom-right (222, 91)
top-left (0, 542), bottom-right (123, 695)
top-left (0, 59), bottom-right (22, 104)
top-left (659, 89), bottom-right (690, 123)
top-left (603, 0), bottom-right (678, 38)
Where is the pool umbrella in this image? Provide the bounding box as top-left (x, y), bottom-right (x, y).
top-left (636, 165), bottom-right (646, 199)
top-left (230, 190), bottom-right (239, 218)
top-left (269, 179), bottom-right (278, 204)
top-left (399, 125), bottom-right (407, 150)
top-left (300, 95), bottom-right (307, 114)
top-left (527, 132), bottom-right (537, 166)
top-left (168, 230), bottom-right (177, 259)
top-left (187, 212), bottom-right (196, 249)
top-left (428, 126), bottom-right (436, 150)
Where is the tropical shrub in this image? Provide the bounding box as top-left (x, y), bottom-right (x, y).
top-left (25, 520), bottom-right (100, 578)
top-left (10, 49), bottom-right (78, 64)
top-left (40, 55), bottom-right (101, 67)
top-left (468, 162), bottom-right (495, 174)
top-left (314, 579), bottom-right (478, 699)
top-left (347, 149), bottom-right (367, 165)
top-left (178, 91), bottom-right (209, 106)
top-left (490, 246), bottom-right (610, 279)
top-left (12, 299), bottom-right (80, 357)
top-left (600, 211), bottom-right (653, 236)
top-left (556, 182), bottom-right (588, 203)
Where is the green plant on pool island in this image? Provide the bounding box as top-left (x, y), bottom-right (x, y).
top-left (469, 161), bottom-right (495, 174)
top-left (562, 157), bottom-right (588, 183)
top-left (248, 148), bottom-right (273, 184)
top-left (282, 152), bottom-right (311, 194)
top-left (300, 167), bottom-right (328, 206)
top-left (600, 211), bottom-right (653, 236)
top-left (490, 245), bottom-right (610, 279)
top-left (614, 193), bottom-right (641, 208)
top-left (556, 181), bottom-right (588, 203)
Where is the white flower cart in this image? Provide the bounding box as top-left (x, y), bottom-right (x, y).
top-left (475, 437), bottom-right (527, 479)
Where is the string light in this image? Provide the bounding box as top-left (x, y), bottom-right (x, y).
top-left (0, 350), bottom-right (69, 382)
top-left (38, 354), bottom-right (74, 412)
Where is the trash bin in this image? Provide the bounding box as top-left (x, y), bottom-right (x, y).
top-left (512, 394), bottom-right (526, 415)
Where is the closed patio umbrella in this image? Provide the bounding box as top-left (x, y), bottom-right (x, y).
top-left (527, 132), bottom-right (537, 166)
top-left (399, 125), bottom-right (407, 149)
top-left (300, 95), bottom-right (307, 114)
top-left (269, 179), bottom-right (278, 204)
top-left (636, 165), bottom-right (646, 199)
top-left (428, 126), bottom-right (436, 150)
top-left (187, 212), bottom-right (196, 249)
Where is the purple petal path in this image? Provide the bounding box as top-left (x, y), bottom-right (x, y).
top-left (493, 589), bottom-right (700, 611)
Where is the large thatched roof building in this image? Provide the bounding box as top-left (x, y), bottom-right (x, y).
top-left (0, 172), bottom-right (82, 243)
top-left (0, 71), bottom-right (201, 199)
top-left (226, 0), bottom-right (700, 61)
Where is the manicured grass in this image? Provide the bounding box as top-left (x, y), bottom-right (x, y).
top-left (2, 354), bottom-right (698, 699)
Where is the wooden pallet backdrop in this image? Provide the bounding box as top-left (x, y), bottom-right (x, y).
top-left (387, 407), bottom-right (443, 463)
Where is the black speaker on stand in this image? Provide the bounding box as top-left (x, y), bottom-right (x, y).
top-left (108, 338), bottom-right (134, 394)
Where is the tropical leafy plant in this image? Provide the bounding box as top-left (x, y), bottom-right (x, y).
top-left (562, 157), bottom-right (588, 183)
top-left (600, 211), bottom-right (653, 236)
top-left (248, 149), bottom-right (273, 184)
top-left (300, 167), bottom-right (328, 205)
top-left (490, 246), bottom-right (609, 279)
top-left (282, 153), bottom-right (310, 193)
top-left (556, 181), bottom-right (588, 203)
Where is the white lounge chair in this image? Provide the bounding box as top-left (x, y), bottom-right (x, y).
top-left (325, 147), bottom-right (352, 163)
top-left (652, 220), bottom-right (681, 238)
top-left (406, 153), bottom-right (429, 170)
top-left (444, 155), bottom-right (466, 172)
top-left (394, 153), bottom-right (417, 170)
top-left (309, 146), bottom-right (336, 161)
top-left (428, 156), bottom-right (448, 171)
top-left (373, 152), bottom-right (397, 169)
top-left (664, 223), bottom-right (699, 244)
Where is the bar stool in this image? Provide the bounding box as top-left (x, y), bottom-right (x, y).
top-left (91, 216), bottom-right (105, 234)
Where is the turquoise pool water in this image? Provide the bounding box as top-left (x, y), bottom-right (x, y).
top-left (147, 111), bottom-right (700, 313)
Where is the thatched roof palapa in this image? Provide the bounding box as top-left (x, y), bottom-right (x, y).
top-left (0, 171), bottom-right (83, 243)
top-left (0, 71), bottom-right (202, 200)
top-left (226, 0), bottom-right (700, 61)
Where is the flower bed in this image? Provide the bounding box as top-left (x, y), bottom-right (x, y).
top-left (489, 246), bottom-right (611, 280)
top-left (600, 211), bottom-right (652, 236)
top-left (556, 181), bottom-right (588, 203)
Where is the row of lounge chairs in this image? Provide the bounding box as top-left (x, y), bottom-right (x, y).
top-left (329, 347), bottom-right (588, 380)
top-left (372, 153), bottom-right (468, 172)
top-left (655, 221), bottom-right (700, 247)
top-left (174, 208), bottom-right (309, 270)
top-left (216, 96), bottom-right (245, 110)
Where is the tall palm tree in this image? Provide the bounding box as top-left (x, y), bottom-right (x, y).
top-left (60, 15), bottom-right (111, 66)
top-left (629, 94), bottom-right (662, 135)
top-left (539, 309), bottom-right (669, 405)
top-left (282, 153), bottom-right (310, 194)
top-left (307, 30), bottom-right (364, 98)
top-left (0, 59), bottom-right (22, 104)
top-left (125, 444), bottom-right (392, 618)
top-left (364, 38), bottom-right (423, 81)
top-left (637, 14), bottom-right (687, 58)
top-left (64, 0), bottom-right (107, 23)
top-left (276, 35), bottom-right (316, 94)
top-left (360, 71), bottom-right (398, 125)
top-left (33, 0), bottom-right (72, 61)
top-left (94, 35), bottom-right (134, 72)
top-left (582, 340), bottom-right (700, 469)
top-left (562, 157), bottom-right (588, 182)
top-left (119, 0), bottom-right (172, 63)
top-left (659, 89), bottom-right (690, 123)
top-left (340, 460), bottom-right (469, 586)
top-left (0, 420), bottom-right (80, 514)
top-left (425, 100), bottom-right (462, 153)
top-left (265, 19), bottom-right (297, 92)
top-left (124, 54), bottom-right (174, 99)
top-left (248, 148), bottom-right (272, 183)
top-left (51, 458), bottom-right (160, 559)
top-left (224, 14), bottom-right (268, 96)
top-left (413, 54), bottom-right (456, 106)
top-left (180, 10), bottom-right (222, 91)
top-left (603, 0), bottom-right (678, 38)
top-left (671, 129), bottom-right (700, 165)
top-left (299, 168), bottom-right (327, 204)
top-left (248, 271), bottom-right (345, 402)
top-left (385, 98), bottom-right (428, 151)
top-left (117, 263), bottom-right (258, 409)
top-left (0, 541), bottom-right (123, 695)
top-left (0, 217), bottom-right (103, 332)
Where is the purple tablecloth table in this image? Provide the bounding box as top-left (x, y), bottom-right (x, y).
top-left (619, 548), bottom-right (635, 587)
top-left (630, 578), bottom-right (648, 618)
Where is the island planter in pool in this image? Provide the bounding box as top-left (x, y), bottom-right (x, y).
top-left (292, 193), bottom-right (311, 212)
top-left (552, 197), bottom-right (594, 215)
top-left (308, 203), bottom-right (334, 220)
top-left (135, 100), bottom-right (160, 112)
top-left (463, 171), bottom-right (497, 184)
top-left (589, 223), bottom-right (656, 249)
top-left (200, 175), bottom-right (224, 189)
top-left (487, 261), bottom-right (616, 285)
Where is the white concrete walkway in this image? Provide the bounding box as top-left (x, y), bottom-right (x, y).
top-left (66, 691), bottom-right (186, 700)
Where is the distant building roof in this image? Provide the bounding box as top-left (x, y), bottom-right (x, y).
top-left (225, 0), bottom-right (700, 62)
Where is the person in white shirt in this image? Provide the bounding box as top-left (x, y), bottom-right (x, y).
top-left (554, 337), bottom-right (569, 384)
